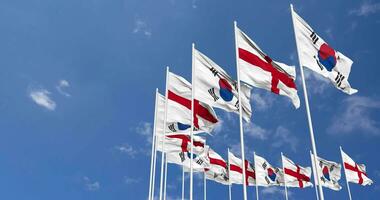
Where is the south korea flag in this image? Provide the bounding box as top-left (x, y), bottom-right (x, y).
top-left (254, 153), bottom-right (284, 186)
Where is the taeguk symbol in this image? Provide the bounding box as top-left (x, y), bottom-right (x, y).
top-left (218, 78), bottom-right (234, 102)
top-left (322, 166), bottom-right (331, 181)
top-left (177, 122), bottom-right (191, 131)
top-left (317, 43), bottom-right (337, 71)
top-left (267, 168), bottom-right (277, 181)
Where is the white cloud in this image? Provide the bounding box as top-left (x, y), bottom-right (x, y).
top-left (124, 177), bottom-right (141, 184)
top-left (191, 0), bottom-right (198, 9)
top-left (56, 79), bottom-right (71, 97)
top-left (251, 91), bottom-right (275, 111)
top-left (29, 88), bottom-right (56, 111)
top-left (261, 187), bottom-right (292, 197)
top-left (324, 28), bottom-right (334, 40)
top-left (83, 176), bottom-right (100, 191)
top-left (133, 19), bottom-right (152, 37)
top-left (350, 1), bottom-right (380, 16)
top-left (301, 69), bottom-right (330, 95)
top-left (114, 143), bottom-right (138, 158)
top-left (244, 123), bottom-right (269, 140)
top-left (136, 122), bottom-right (153, 143)
top-left (328, 96), bottom-right (380, 135)
top-left (212, 118), bottom-right (224, 135)
top-left (271, 126), bottom-right (298, 152)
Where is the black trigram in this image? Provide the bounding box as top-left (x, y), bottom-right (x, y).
top-left (209, 67), bottom-right (219, 76)
top-left (262, 162), bottom-right (267, 170)
top-left (265, 176), bottom-right (271, 184)
top-left (335, 72), bottom-right (345, 88)
top-left (310, 32), bottom-right (319, 44)
top-left (208, 88), bottom-right (219, 101)
top-left (196, 159), bottom-right (204, 165)
top-left (168, 124), bottom-right (177, 132)
top-left (179, 152), bottom-right (185, 162)
top-left (234, 100), bottom-right (240, 110)
top-left (232, 82), bottom-right (238, 91)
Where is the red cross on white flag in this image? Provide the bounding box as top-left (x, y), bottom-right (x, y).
top-left (282, 155), bottom-right (313, 188)
top-left (341, 149), bottom-right (373, 186)
top-left (228, 151), bottom-right (256, 186)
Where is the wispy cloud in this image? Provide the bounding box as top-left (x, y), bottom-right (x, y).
top-left (328, 96), bottom-right (380, 136)
top-left (114, 143), bottom-right (138, 158)
top-left (349, 1), bottom-right (380, 16)
top-left (56, 79), bottom-right (71, 97)
top-left (271, 126), bottom-right (299, 152)
top-left (261, 187), bottom-right (292, 197)
top-left (83, 176), bottom-right (100, 191)
top-left (29, 88), bottom-right (56, 111)
top-left (251, 91), bottom-right (275, 111)
top-left (136, 122), bottom-right (153, 143)
top-left (133, 19), bottom-right (152, 37)
top-left (124, 176), bottom-right (141, 184)
top-left (302, 69), bottom-right (330, 95)
top-left (244, 123), bottom-right (269, 140)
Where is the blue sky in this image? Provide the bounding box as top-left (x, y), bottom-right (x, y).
top-left (0, 0), bottom-right (379, 199)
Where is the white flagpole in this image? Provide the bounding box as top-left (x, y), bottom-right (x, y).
top-left (204, 171), bottom-right (207, 200)
top-left (152, 134), bottom-right (158, 200)
top-left (340, 146), bottom-right (353, 200)
top-left (281, 153), bottom-right (289, 200)
top-left (164, 158), bottom-right (168, 200)
top-left (159, 67), bottom-right (170, 200)
top-left (182, 166), bottom-right (185, 200)
top-left (233, 20), bottom-right (248, 200)
top-left (148, 89), bottom-right (159, 200)
top-left (254, 152), bottom-right (259, 200)
top-left (310, 151), bottom-right (320, 200)
top-left (228, 148), bottom-right (232, 200)
top-left (190, 43), bottom-right (195, 200)
top-left (290, 4), bottom-right (324, 200)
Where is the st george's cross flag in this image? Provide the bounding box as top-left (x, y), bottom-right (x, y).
top-left (205, 148), bottom-right (229, 185)
top-left (167, 145), bottom-right (210, 171)
top-left (156, 133), bottom-right (206, 154)
top-left (254, 153), bottom-right (284, 186)
top-left (167, 72), bottom-right (218, 133)
top-left (282, 155), bottom-right (313, 188)
top-left (341, 149), bottom-right (373, 186)
top-left (291, 8), bottom-right (357, 95)
top-left (228, 151), bottom-right (256, 186)
top-left (193, 48), bottom-right (252, 122)
top-left (235, 26), bottom-right (300, 108)
top-left (310, 153), bottom-right (342, 191)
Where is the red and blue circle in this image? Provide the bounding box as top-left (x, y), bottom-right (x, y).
top-left (322, 166), bottom-right (331, 181)
top-left (218, 78), bottom-right (234, 102)
top-left (317, 43), bottom-right (337, 71)
top-left (267, 168), bottom-right (277, 182)
top-left (177, 122), bottom-right (191, 131)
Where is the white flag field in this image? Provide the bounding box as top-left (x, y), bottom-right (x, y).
top-left (291, 9), bottom-right (357, 95)
top-left (228, 151), bottom-right (256, 186)
top-left (282, 155), bottom-right (313, 188)
top-left (193, 48), bottom-right (252, 122)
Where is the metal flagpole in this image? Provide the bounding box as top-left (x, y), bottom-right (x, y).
top-left (159, 67), bottom-right (170, 200)
top-left (290, 4), bottom-right (324, 200)
top-left (148, 89), bottom-right (159, 200)
top-left (204, 141), bottom-right (207, 200)
top-left (310, 151), bottom-right (320, 200)
top-left (233, 20), bottom-right (248, 200)
top-left (228, 148), bottom-right (232, 200)
top-left (281, 152), bottom-right (289, 200)
top-left (204, 170), bottom-right (207, 200)
top-left (182, 166), bottom-right (185, 200)
top-left (164, 158), bottom-right (168, 200)
top-left (340, 146), bottom-right (353, 200)
top-left (152, 132), bottom-right (158, 200)
top-left (190, 43), bottom-right (195, 200)
top-left (254, 152), bottom-right (259, 200)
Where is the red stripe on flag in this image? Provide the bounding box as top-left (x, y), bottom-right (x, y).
top-left (284, 165), bottom-right (310, 188)
top-left (344, 162), bottom-right (367, 185)
top-left (238, 48), bottom-right (296, 94)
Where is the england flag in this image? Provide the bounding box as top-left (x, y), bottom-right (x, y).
top-left (235, 25), bottom-right (300, 108)
top-left (193, 48), bottom-right (252, 122)
top-left (228, 151), bottom-right (256, 186)
top-left (341, 148), bottom-right (373, 186)
top-left (205, 148), bottom-right (229, 185)
top-left (291, 7), bottom-right (357, 95)
top-left (282, 154), bottom-right (313, 188)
